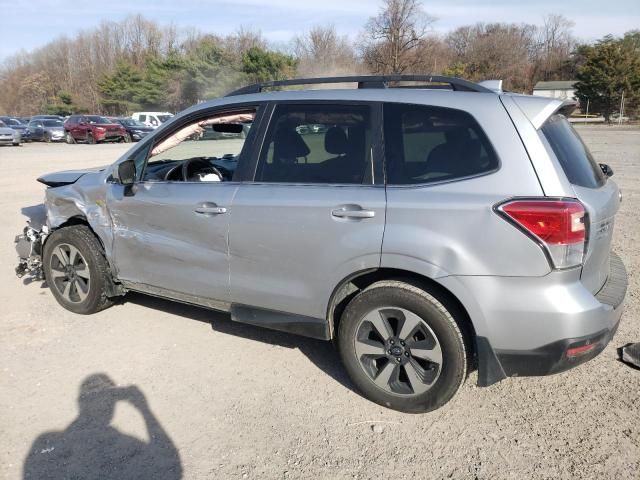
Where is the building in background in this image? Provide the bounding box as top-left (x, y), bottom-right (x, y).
top-left (533, 80), bottom-right (577, 100)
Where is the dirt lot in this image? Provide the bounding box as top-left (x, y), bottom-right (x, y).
top-left (1, 126), bottom-right (638, 479)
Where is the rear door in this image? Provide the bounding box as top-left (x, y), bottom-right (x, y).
top-left (539, 114), bottom-right (621, 293)
top-left (228, 102), bottom-right (386, 321)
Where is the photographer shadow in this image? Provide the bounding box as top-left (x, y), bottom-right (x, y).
top-left (23, 374), bottom-right (182, 480)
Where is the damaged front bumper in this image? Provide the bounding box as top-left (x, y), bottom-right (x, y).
top-left (15, 224), bottom-right (48, 279)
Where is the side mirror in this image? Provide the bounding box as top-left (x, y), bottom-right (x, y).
top-left (599, 163), bottom-right (614, 178)
top-left (117, 159), bottom-right (136, 186)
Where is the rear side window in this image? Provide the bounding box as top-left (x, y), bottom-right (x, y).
top-left (255, 103), bottom-right (372, 184)
top-left (540, 114), bottom-right (605, 188)
top-left (383, 103), bottom-right (499, 185)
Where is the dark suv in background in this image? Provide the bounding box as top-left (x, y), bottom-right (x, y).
top-left (108, 117), bottom-right (154, 142)
top-left (64, 115), bottom-right (126, 144)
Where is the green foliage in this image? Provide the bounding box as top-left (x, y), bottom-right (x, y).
top-left (441, 62), bottom-right (467, 78)
top-left (98, 62), bottom-right (144, 115)
top-left (575, 34), bottom-right (640, 121)
top-left (45, 91), bottom-right (77, 116)
top-left (241, 47), bottom-right (297, 83)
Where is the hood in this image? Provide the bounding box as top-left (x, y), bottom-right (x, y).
top-left (94, 122), bottom-right (123, 129)
top-left (37, 167), bottom-right (105, 187)
top-left (44, 126), bottom-right (64, 132)
top-left (0, 127), bottom-right (17, 135)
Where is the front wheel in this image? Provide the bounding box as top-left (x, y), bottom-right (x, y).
top-left (86, 134), bottom-right (96, 145)
top-left (338, 281), bottom-right (468, 413)
top-left (43, 226), bottom-right (114, 314)
top-left (44, 133), bottom-right (51, 143)
top-left (124, 133), bottom-right (132, 143)
top-left (65, 132), bottom-right (76, 144)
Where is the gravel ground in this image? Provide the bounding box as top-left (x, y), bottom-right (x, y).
top-left (0, 126), bottom-right (638, 479)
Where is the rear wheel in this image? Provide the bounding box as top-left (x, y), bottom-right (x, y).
top-left (44, 133), bottom-right (51, 143)
top-left (124, 133), bottom-right (132, 143)
top-left (65, 132), bottom-right (76, 144)
top-left (43, 226), bottom-right (114, 314)
top-left (338, 280), bottom-right (468, 413)
top-left (87, 133), bottom-right (96, 145)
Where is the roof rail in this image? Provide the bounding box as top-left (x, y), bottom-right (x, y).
top-left (226, 75), bottom-right (494, 96)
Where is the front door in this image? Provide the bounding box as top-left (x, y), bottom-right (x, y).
top-left (229, 102), bottom-right (386, 320)
top-left (107, 106), bottom-right (260, 305)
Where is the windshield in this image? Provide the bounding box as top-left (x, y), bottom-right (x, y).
top-left (157, 115), bottom-right (172, 123)
top-left (86, 116), bottom-right (111, 124)
top-left (5, 119), bottom-right (21, 126)
top-left (43, 120), bottom-right (63, 127)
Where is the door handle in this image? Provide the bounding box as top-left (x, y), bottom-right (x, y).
top-left (331, 206), bottom-right (376, 219)
top-left (195, 202), bottom-right (227, 215)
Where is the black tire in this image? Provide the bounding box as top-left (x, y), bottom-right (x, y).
top-left (124, 133), bottom-right (132, 143)
top-left (338, 280), bottom-right (468, 413)
top-left (87, 133), bottom-right (96, 144)
top-left (43, 225), bottom-right (114, 314)
top-left (65, 132), bottom-right (76, 144)
top-left (44, 132), bottom-right (51, 143)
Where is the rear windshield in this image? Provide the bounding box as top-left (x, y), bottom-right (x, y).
top-left (540, 114), bottom-right (605, 188)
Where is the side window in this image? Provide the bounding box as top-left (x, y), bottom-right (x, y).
top-left (141, 109), bottom-right (256, 183)
top-left (139, 115), bottom-right (146, 123)
top-left (255, 103), bottom-right (372, 184)
top-left (383, 103), bottom-right (499, 185)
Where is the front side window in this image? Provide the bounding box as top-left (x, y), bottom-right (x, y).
top-left (255, 103), bottom-right (372, 184)
top-left (140, 109), bottom-right (256, 183)
top-left (383, 103), bottom-right (499, 185)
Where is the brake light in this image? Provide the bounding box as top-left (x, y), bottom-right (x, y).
top-left (498, 199), bottom-right (586, 269)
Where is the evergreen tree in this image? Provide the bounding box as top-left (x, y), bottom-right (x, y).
top-left (575, 35), bottom-right (640, 122)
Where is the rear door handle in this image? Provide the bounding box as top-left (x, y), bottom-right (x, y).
top-left (331, 205), bottom-right (376, 219)
top-left (195, 202), bottom-right (227, 215)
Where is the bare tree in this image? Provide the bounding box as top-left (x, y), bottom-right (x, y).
top-left (534, 14), bottom-right (576, 80)
top-left (360, 0), bottom-right (437, 74)
top-left (293, 25), bottom-right (362, 77)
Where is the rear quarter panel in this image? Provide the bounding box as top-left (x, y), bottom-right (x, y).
top-left (382, 94), bottom-right (550, 278)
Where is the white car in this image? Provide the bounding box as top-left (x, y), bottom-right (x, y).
top-left (131, 112), bottom-right (174, 129)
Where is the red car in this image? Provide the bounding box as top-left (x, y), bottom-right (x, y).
top-left (64, 115), bottom-right (126, 144)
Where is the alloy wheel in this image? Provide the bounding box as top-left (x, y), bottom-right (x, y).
top-left (354, 307), bottom-right (442, 395)
top-left (48, 243), bottom-right (91, 303)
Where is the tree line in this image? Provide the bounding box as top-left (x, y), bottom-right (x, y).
top-left (1, 0), bottom-right (638, 120)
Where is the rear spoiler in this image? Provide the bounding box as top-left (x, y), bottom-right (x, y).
top-left (506, 94), bottom-right (578, 130)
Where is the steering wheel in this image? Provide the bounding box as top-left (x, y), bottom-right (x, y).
top-left (182, 158), bottom-right (224, 182)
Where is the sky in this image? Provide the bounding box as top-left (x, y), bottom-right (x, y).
top-left (1, 0), bottom-right (639, 61)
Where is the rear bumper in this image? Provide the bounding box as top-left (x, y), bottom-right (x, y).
top-left (438, 252), bottom-right (628, 385)
top-left (495, 252), bottom-right (627, 378)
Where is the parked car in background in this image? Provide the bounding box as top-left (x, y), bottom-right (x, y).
top-left (0, 116), bottom-right (31, 141)
top-left (0, 120), bottom-right (21, 146)
top-left (31, 115), bottom-right (65, 122)
top-left (18, 117), bottom-right (31, 124)
top-left (108, 117), bottom-right (154, 142)
top-left (131, 111), bottom-right (173, 128)
top-left (27, 118), bottom-right (64, 142)
top-left (63, 115), bottom-right (126, 144)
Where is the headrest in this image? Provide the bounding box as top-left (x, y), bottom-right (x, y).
top-left (324, 126), bottom-right (348, 155)
top-left (273, 128), bottom-right (310, 160)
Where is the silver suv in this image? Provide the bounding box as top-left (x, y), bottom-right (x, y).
top-left (16, 76), bottom-right (628, 413)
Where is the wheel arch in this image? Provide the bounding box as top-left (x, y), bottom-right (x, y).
top-left (327, 267), bottom-right (507, 386)
top-left (46, 216), bottom-right (124, 297)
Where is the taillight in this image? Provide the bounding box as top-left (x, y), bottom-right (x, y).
top-left (497, 199), bottom-right (586, 269)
